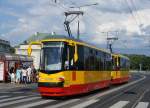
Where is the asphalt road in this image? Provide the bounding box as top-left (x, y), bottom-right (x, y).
top-left (0, 73), bottom-right (149, 108)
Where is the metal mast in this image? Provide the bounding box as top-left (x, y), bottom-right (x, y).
top-left (51, 1), bottom-right (98, 39)
top-left (107, 37), bottom-right (118, 53)
top-left (64, 11), bottom-right (84, 38)
top-left (68, 3), bottom-right (98, 39)
top-left (106, 31), bottom-right (118, 53)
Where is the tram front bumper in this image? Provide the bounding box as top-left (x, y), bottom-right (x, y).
top-left (38, 82), bottom-right (67, 96)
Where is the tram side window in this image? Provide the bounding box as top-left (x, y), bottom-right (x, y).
top-left (118, 57), bottom-right (121, 68)
top-left (63, 44), bottom-right (75, 70)
top-left (99, 52), bottom-right (104, 71)
top-left (105, 54), bottom-right (112, 71)
top-left (69, 45), bottom-right (75, 70)
top-left (87, 48), bottom-right (93, 70)
top-left (91, 49), bottom-right (99, 71)
top-left (90, 49), bottom-right (95, 70)
top-left (91, 49), bottom-right (100, 71)
top-left (77, 45), bottom-right (84, 70)
top-left (62, 44), bottom-right (67, 70)
top-left (120, 58), bottom-right (129, 71)
top-left (84, 47), bottom-right (94, 71)
top-left (84, 47), bottom-right (90, 70)
top-left (103, 53), bottom-right (112, 71)
top-left (103, 53), bottom-right (106, 70)
top-left (95, 50), bottom-right (100, 71)
top-left (112, 56), bottom-right (117, 70)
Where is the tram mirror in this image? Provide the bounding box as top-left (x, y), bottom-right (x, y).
top-left (74, 44), bottom-right (78, 62)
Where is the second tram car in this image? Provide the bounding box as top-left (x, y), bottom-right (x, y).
top-left (111, 54), bottom-right (130, 84)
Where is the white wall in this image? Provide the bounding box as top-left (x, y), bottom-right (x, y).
top-left (30, 50), bottom-right (41, 69)
top-left (15, 44), bottom-right (41, 69)
top-left (0, 62), bottom-right (4, 81)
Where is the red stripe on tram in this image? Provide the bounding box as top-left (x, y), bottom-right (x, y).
top-left (72, 71), bottom-right (76, 81)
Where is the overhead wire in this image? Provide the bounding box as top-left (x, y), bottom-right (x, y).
top-left (130, 0), bottom-right (142, 27)
top-left (50, 0), bottom-right (70, 11)
top-left (117, 0), bottom-right (143, 49)
top-left (126, 0), bottom-right (150, 49)
top-left (85, 12), bottom-right (101, 27)
top-left (129, 0), bottom-right (150, 49)
top-left (124, 0), bottom-right (141, 30)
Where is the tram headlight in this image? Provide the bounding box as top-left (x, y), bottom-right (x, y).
top-left (38, 77), bottom-right (43, 81)
top-left (58, 76), bottom-right (65, 82)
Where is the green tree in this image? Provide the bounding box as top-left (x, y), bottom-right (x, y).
top-left (125, 54), bottom-right (150, 71)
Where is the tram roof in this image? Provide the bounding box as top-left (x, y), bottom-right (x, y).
top-left (41, 36), bottom-right (111, 54)
top-left (112, 53), bottom-right (129, 60)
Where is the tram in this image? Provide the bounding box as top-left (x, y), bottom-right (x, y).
top-left (38, 37), bottom-right (113, 97)
top-left (111, 54), bottom-right (130, 84)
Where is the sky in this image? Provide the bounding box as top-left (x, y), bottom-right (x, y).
top-left (0, 0), bottom-right (150, 55)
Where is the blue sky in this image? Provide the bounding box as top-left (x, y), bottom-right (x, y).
top-left (0, 0), bottom-right (150, 55)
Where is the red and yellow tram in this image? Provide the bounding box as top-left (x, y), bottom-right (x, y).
top-left (38, 37), bottom-right (130, 97)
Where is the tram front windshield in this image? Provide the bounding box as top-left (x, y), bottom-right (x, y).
top-left (41, 42), bottom-right (64, 71)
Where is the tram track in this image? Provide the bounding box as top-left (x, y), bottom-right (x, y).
top-left (131, 88), bottom-right (149, 108)
top-left (86, 74), bottom-right (145, 100)
top-left (85, 74), bottom-right (147, 108)
top-left (126, 75), bottom-right (150, 108)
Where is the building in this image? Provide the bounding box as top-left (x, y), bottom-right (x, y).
top-left (0, 39), bottom-right (12, 53)
top-left (15, 43), bottom-right (41, 70)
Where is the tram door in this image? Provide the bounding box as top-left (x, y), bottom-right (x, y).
top-left (0, 62), bottom-right (4, 81)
